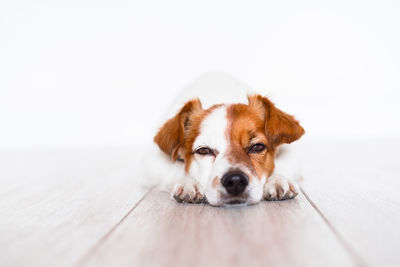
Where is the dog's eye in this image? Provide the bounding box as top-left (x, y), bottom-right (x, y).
top-left (248, 143), bottom-right (266, 153)
top-left (195, 147), bottom-right (214, 156)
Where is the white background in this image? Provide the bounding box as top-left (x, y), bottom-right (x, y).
top-left (1, 0), bottom-right (399, 148)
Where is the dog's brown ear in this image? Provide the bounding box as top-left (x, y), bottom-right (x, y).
top-left (154, 99), bottom-right (202, 161)
top-left (248, 94), bottom-right (305, 147)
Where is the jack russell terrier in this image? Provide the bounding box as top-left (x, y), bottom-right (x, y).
top-left (150, 72), bottom-right (304, 206)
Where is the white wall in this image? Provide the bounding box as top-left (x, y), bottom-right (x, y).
top-left (1, 0), bottom-right (399, 147)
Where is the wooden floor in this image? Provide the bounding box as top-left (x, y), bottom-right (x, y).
top-left (1, 139), bottom-right (399, 267)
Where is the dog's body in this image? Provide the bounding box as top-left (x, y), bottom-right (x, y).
top-left (148, 72), bottom-right (304, 206)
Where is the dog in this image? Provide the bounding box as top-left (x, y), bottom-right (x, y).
top-left (149, 72), bottom-right (304, 206)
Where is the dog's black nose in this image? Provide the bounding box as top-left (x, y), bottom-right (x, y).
top-left (221, 171), bottom-right (249, 196)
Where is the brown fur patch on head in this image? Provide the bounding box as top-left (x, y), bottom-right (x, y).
top-left (226, 104), bottom-right (275, 179)
top-left (247, 94), bottom-right (305, 147)
top-left (226, 95), bottom-right (304, 179)
top-left (154, 99), bottom-right (203, 161)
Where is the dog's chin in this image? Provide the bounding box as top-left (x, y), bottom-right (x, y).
top-left (210, 197), bottom-right (257, 207)
top-left (222, 198), bottom-right (248, 207)
top-left (205, 190), bottom-right (262, 207)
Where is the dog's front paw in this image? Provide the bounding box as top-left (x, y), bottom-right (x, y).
top-left (263, 175), bottom-right (299, 201)
top-left (172, 180), bottom-right (205, 203)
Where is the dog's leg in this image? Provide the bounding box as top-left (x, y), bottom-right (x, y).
top-left (171, 176), bottom-right (205, 203)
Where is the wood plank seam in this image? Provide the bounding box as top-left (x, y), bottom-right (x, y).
top-left (75, 187), bottom-right (155, 267)
top-left (300, 187), bottom-right (368, 267)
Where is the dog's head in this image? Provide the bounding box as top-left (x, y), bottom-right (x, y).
top-left (154, 95), bottom-right (304, 206)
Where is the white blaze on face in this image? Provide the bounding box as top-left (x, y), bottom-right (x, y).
top-left (190, 106), bottom-right (229, 187)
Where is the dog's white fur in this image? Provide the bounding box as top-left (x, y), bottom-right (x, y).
top-left (143, 72), bottom-right (302, 206)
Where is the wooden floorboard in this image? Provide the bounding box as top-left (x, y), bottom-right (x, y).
top-left (0, 148), bottom-right (148, 267)
top-left (298, 138), bottom-right (400, 267)
top-left (2, 140), bottom-right (398, 267)
top-left (81, 189), bottom-right (355, 267)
